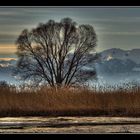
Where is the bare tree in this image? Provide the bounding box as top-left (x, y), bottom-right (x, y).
top-left (16, 17), bottom-right (97, 87)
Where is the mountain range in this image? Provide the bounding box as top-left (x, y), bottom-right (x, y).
top-left (0, 48), bottom-right (140, 85)
top-left (97, 48), bottom-right (140, 74)
top-left (101, 48), bottom-right (140, 64)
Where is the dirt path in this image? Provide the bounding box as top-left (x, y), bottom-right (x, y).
top-left (0, 117), bottom-right (140, 133)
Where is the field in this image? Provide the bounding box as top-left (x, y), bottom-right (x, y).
top-left (0, 84), bottom-right (140, 117)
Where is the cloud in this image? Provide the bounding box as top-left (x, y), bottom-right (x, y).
top-left (85, 17), bottom-right (140, 23)
top-left (0, 10), bottom-right (21, 16)
top-left (0, 57), bottom-right (17, 61)
top-left (0, 7), bottom-right (140, 53)
top-left (99, 31), bottom-right (140, 36)
top-left (0, 44), bottom-right (17, 54)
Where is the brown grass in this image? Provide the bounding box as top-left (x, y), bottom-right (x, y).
top-left (0, 85), bottom-right (140, 117)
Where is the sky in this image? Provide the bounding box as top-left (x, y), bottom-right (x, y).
top-left (0, 7), bottom-right (140, 59)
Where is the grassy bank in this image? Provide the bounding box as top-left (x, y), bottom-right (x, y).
top-left (0, 85), bottom-right (140, 117)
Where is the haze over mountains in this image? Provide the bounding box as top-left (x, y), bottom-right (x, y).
top-left (94, 48), bottom-right (140, 86)
top-left (98, 48), bottom-right (140, 73)
top-left (0, 48), bottom-right (140, 86)
top-left (101, 48), bottom-right (140, 64)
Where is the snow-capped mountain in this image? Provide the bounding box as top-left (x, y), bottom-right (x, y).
top-left (101, 48), bottom-right (140, 64)
top-left (95, 48), bottom-right (140, 74)
top-left (1, 48), bottom-right (140, 86)
top-left (96, 58), bottom-right (137, 74)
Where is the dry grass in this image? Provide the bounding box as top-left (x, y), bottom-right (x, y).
top-left (0, 85), bottom-right (140, 117)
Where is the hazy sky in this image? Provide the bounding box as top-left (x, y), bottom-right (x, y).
top-left (0, 7), bottom-right (140, 58)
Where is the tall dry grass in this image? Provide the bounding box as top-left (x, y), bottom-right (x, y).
top-left (0, 84), bottom-right (140, 117)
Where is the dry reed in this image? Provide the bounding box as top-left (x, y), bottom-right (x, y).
top-left (0, 84), bottom-right (140, 117)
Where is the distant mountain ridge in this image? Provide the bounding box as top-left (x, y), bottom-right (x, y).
top-left (100, 48), bottom-right (140, 64)
top-left (0, 48), bottom-right (140, 85)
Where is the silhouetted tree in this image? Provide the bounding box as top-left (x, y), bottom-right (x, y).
top-left (16, 17), bottom-right (97, 87)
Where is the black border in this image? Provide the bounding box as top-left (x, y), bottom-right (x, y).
top-left (0, 0), bottom-right (140, 139)
top-left (0, 0), bottom-right (140, 6)
top-left (0, 134), bottom-right (137, 139)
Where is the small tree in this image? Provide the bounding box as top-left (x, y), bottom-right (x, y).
top-left (16, 17), bottom-right (97, 87)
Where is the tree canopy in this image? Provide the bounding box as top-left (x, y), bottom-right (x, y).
top-left (16, 17), bottom-right (97, 87)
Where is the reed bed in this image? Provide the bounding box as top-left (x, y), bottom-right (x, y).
top-left (0, 84), bottom-right (140, 117)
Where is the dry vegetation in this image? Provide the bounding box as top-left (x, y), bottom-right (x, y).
top-left (0, 84), bottom-right (140, 117)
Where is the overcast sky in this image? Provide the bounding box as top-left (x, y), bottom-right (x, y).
top-left (0, 7), bottom-right (140, 58)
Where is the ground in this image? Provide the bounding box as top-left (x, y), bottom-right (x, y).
top-left (0, 117), bottom-right (140, 133)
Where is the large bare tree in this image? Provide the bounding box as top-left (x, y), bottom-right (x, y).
top-left (16, 18), bottom-right (97, 87)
